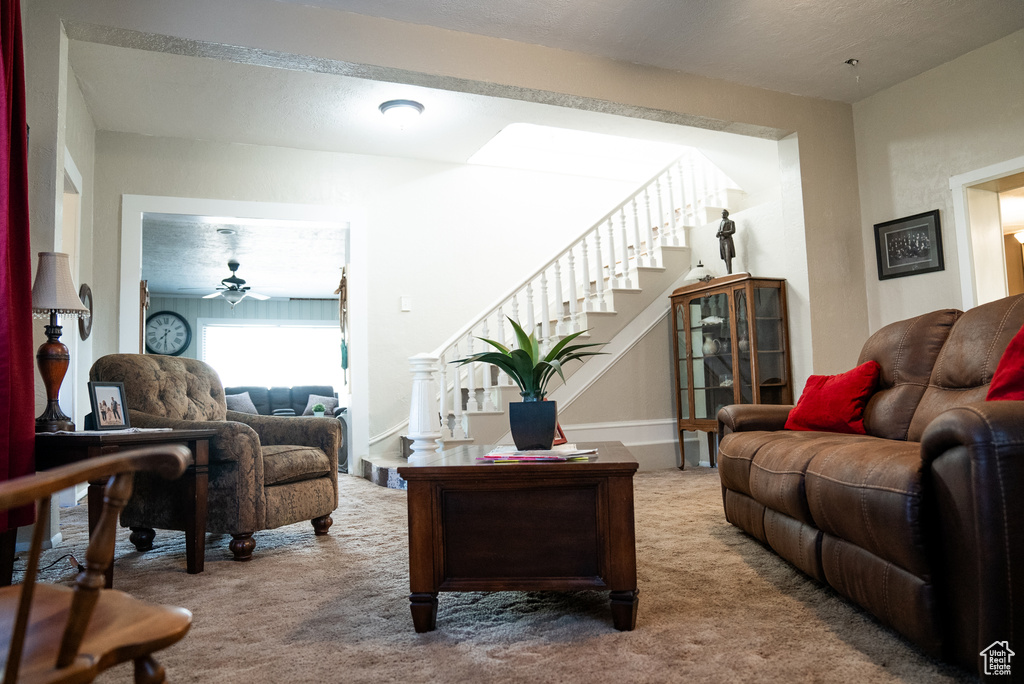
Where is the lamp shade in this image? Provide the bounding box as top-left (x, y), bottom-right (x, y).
top-left (683, 261), bottom-right (715, 284)
top-left (31, 252), bottom-right (88, 318)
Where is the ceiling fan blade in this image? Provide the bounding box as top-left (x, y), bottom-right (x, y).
top-left (202, 292), bottom-right (222, 299)
top-left (247, 291), bottom-right (270, 300)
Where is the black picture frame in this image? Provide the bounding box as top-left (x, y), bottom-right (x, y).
top-left (87, 381), bottom-right (131, 430)
top-left (873, 210), bottom-right (944, 280)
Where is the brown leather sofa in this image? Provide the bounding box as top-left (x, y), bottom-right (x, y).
top-left (717, 294), bottom-right (1024, 677)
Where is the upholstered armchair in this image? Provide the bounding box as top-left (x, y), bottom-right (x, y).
top-left (89, 354), bottom-right (340, 561)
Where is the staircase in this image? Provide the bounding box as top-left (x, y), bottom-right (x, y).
top-left (390, 149), bottom-right (745, 477)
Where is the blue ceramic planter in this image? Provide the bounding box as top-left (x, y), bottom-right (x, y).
top-left (508, 400), bottom-right (557, 450)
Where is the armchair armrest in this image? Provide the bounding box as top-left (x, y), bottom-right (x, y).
top-left (717, 404), bottom-right (793, 436)
top-left (226, 411), bottom-right (341, 471)
top-left (921, 401), bottom-right (1024, 669)
top-left (125, 409), bottom-right (261, 465)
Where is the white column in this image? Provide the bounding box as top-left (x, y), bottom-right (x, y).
top-left (408, 354), bottom-right (441, 460)
top-left (619, 208), bottom-right (633, 288)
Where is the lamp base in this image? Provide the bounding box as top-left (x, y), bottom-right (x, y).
top-left (36, 316), bottom-right (75, 433)
top-left (36, 415), bottom-right (75, 433)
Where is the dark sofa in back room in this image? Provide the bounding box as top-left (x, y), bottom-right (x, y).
top-left (717, 294), bottom-right (1024, 680)
top-left (226, 385), bottom-right (348, 472)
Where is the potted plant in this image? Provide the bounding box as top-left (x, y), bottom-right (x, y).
top-left (454, 318), bottom-right (604, 450)
top-left (312, 402), bottom-right (326, 417)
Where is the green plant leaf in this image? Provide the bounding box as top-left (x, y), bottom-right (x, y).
top-left (476, 337), bottom-right (511, 354)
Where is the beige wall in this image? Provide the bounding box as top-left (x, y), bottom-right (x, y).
top-left (26, 0), bottom-right (869, 383)
top-left (92, 131), bottom-right (640, 442)
top-left (853, 29), bottom-right (1024, 331)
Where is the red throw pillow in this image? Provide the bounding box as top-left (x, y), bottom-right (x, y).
top-left (987, 323), bottom-right (1024, 400)
top-left (784, 360), bottom-right (882, 434)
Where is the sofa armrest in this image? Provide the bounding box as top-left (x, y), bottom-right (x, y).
top-left (717, 404), bottom-right (793, 436)
top-left (226, 411), bottom-right (341, 471)
top-left (921, 401), bottom-right (1024, 670)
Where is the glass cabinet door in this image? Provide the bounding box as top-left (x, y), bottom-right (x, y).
top-left (734, 289), bottom-right (753, 404)
top-left (675, 303), bottom-right (689, 420)
top-left (753, 286), bottom-right (788, 403)
top-left (689, 293), bottom-right (733, 420)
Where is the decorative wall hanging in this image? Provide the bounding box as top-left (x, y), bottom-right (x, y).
top-left (873, 210), bottom-right (944, 280)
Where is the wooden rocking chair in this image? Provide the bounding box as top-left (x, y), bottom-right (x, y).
top-left (0, 445), bottom-right (193, 683)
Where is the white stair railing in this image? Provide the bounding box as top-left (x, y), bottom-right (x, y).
top-left (407, 150), bottom-right (740, 452)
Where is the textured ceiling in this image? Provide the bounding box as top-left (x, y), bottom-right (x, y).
top-left (276, 0), bottom-right (1024, 102)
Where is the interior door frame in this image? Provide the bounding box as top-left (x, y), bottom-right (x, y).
top-left (118, 195), bottom-right (369, 470)
top-left (950, 154), bottom-right (1024, 308)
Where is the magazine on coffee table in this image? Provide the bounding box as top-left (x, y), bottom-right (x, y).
top-left (477, 444), bottom-right (598, 462)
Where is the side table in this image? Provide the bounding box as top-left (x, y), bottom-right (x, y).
top-left (32, 428), bottom-right (215, 588)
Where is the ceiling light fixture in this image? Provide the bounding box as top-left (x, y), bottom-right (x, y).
top-left (216, 228), bottom-right (236, 235)
top-left (379, 99), bottom-right (424, 129)
top-left (1014, 230), bottom-right (1024, 244)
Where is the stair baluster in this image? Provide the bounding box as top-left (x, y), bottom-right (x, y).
top-left (450, 346), bottom-right (467, 439)
top-left (619, 208), bottom-right (633, 289)
top-left (465, 332), bottom-right (480, 412)
top-left (438, 353), bottom-right (450, 439)
top-left (566, 247), bottom-right (580, 331)
top-left (580, 237), bottom-right (593, 313)
top-left (665, 168), bottom-right (679, 246)
top-left (553, 259), bottom-right (565, 337)
top-left (631, 197), bottom-right (645, 269)
top-left (644, 187), bottom-right (659, 267)
top-left (540, 269), bottom-right (551, 346)
top-left (605, 217), bottom-right (618, 289)
top-left (593, 229), bottom-right (607, 311)
top-left (480, 318), bottom-right (497, 411)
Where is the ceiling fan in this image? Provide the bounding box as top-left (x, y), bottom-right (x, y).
top-left (203, 260), bottom-right (270, 307)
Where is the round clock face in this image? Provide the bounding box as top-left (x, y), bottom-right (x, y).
top-left (145, 311), bottom-right (192, 356)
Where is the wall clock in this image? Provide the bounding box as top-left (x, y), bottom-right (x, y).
top-left (78, 283), bottom-right (93, 340)
top-left (145, 310), bottom-right (192, 356)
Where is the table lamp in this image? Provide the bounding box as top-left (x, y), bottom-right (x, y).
top-left (31, 251), bottom-right (89, 432)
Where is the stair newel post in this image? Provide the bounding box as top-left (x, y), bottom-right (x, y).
top-left (644, 187), bottom-right (659, 267)
top-left (450, 344), bottom-right (467, 439)
top-left (593, 228), bottom-right (607, 311)
top-left (605, 217), bottom-right (618, 289)
top-left (465, 332), bottom-right (480, 412)
top-left (553, 258), bottom-right (566, 337)
top-left (480, 317), bottom-right (497, 411)
top-left (407, 353), bottom-right (442, 460)
top-left (631, 197), bottom-right (645, 269)
top-left (540, 268), bottom-right (552, 349)
top-left (619, 207), bottom-right (633, 289)
top-left (580, 236), bottom-right (593, 313)
top-left (566, 246), bottom-right (580, 332)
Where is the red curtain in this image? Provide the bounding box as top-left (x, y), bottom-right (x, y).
top-left (0, 0), bottom-right (34, 533)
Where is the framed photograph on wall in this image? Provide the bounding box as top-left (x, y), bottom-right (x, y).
top-left (87, 381), bottom-right (131, 430)
top-left (873, 210), bottom-right (944, 280)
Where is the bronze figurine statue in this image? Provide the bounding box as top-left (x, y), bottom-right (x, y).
top-left (717, 209), bottom-right (736, 275)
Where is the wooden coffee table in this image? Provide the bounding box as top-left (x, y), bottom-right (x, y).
top-left (397, 441), bottom-right (639, 632)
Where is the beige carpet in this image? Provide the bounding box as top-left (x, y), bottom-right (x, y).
top-left (17, 467), bottom-right (973, 683)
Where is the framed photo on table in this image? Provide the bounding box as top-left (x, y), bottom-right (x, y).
top-left (873, 210), bottom-right (944, 280)
top-left (87, 382), bottom-right (131, 430)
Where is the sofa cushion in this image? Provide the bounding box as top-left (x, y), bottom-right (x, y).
top-left (857, 308), bottom-right (960, 441)
top-left (746, 431), bottom-right (877, 526)
top-left (290, 385), bottom-right (337, 416)
top-left (225, 386), bottom-right (271, 415)
top-left (261, 444), bottom-right (332, 486)
top-left (986, 322), bottom-right (1024, 400)
top-left (908, 294), bottom-right (1024, 440)
top-left (302, 393), bottom-right (338, 416)
top-left (805, 439), bottom-right (929, 577)
top-left (784, 360), bottom-right (880, 434)
top-left (225, 391), bottom-right (259, 415)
